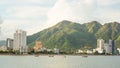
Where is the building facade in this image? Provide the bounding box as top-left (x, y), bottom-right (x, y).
top-left (6, 38), bottom-right (14, 50)
top-left (53, 48), bottom-right (59, 54)
top-left (0, 46), bottom-right (7, 51)
top-left (13, 30), bottom-right (27, 53)
top-left (96, 39), bottom-right (104, 53)
top-left (104, 43), bottom-right (111, 54)
top-left (109, 39), bottom-right (115, 54)
top-left (33, 41), bottom-right (43, 52)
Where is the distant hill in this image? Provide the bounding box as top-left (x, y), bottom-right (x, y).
top-left (0, 40), bottom-right (6, 45)
top-left (83, 21), bottom-right (102, 34)
top-left (27, 20), bottom-right (120, 52)
top-left (95, 22), bottom-right (120, 41)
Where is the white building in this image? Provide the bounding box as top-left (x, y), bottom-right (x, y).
top-left (0, 45), bottom-right (7, 51)
top-left (76, 49), bottom-right (93, 54)
top-left (13, 30), bottom-right (27, 53)
top-left (93, 49), bottom-right (96, 53)
top-left (96, 39), bottom-right (104, 53)
top-left (86, 50), bottom-right (93, 54)
top-left (40, 47), bottom-right (47, 52)
top-left (6, 38), bottom-right (14, 50)
top-left (76, 49), bottom-right (84, 53)
top-left (117, 48), bottom-right (120, 54)
top-left (53, 48), bottom-right (59, 54)
top-left (47, 49), bottom-right (52, 52)
top-left (104, 43), bottom-right (111, 54)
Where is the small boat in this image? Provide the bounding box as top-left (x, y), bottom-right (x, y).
top-left (63, 55), bottom-right (66, 58)
top-left (82, 55), bottom-right (88, 58)
top-left (49, 55), bottom-right (54, 57)
top-left (35, 54), bottom-right (39, 57)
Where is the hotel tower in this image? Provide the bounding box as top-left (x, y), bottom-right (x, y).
top-left (13, 30), bottom-right (27, 53)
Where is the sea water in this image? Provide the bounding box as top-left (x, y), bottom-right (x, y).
top-left (0, 55), bottom-right (120, 68)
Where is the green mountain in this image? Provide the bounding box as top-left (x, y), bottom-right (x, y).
top-left (27, 20), bottom-right (96, 52)
top-left (27, 20), bottom-right (120, 51)
top-left (95, 22), bottom-right (120, 41)
top-left (83, 21), bottom-right (102, 34)
top-left (115, 35), bottom-right (120, 48)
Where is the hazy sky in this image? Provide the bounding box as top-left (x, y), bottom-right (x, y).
top-left (0, 0), bottom-right (120, 40)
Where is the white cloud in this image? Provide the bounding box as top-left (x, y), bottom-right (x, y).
top-left (4, 6), bottom-right (50, 19)
top-left (1, 0), bottom-right (120, 40)
top-left (1, 19), bottom-right (46, 40)
top-left (97, 0), bottom-right (120, 5)
top-left (98, 8), bottom-right (120, 23)
top-left (23, 0), bottom-right (45, 3)
top-left (24, 0), bottom-right (56, 4)
top-left (46, 0), bottom-right (120, 27)
top-left (0, 0), bottom-right (56, 40)
top-left (0, 0), bottom-right (55, 5)
top-left (46, 0), bottom-right (98, 27)
top-left (21, 0), bottom-right (55, 3)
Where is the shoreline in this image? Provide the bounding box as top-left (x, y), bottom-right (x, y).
top-left (0, 54), bottom-right (119, 56)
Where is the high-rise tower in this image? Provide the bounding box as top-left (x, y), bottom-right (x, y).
top-left (6, 38), bottom-right (14, 50)
top-left (13, 30), bottom-right (27, 53)
top-left (96, 39), bottom-right (104, 53)
top-left (109, 39), bottom-right (115, 54)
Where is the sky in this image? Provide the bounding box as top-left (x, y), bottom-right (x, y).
top-left (0, 0), bottom-right (120, 40)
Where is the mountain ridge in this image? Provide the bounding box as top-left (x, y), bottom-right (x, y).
top-left (27, 20), bottom-right (120, 51)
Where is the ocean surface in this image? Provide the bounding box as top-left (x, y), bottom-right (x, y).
top-left (0, 55), bottom-right (120, 68)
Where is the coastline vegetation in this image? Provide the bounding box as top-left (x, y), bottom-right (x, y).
top-left (0, 49), bottom-right (119, 56)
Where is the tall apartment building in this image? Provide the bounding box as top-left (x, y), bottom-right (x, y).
top-left (95, 39), bottom-right (115, 54)
top-left (109, 39), bottom-right (115, 54)
top-left (6, 38), bottom-right (14, 50)
top-left (104, 43), bottom-right (111, 54)
top-left (96, 39), bottom-right (104, 53)
top-left (13, 30), bottom-right (27, 53)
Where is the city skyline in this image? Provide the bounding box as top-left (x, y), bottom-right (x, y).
top-left (0, 0), bottom-right (120, 40)
top-left (0, 28), bottom-right (119, 55)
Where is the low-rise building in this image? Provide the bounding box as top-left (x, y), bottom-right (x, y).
top-left (76, 49), bottom-right (84, 53)
top-left (86, 50), bottom-right (93, 54)
top-left (76, 49), bottom-right (93, 54)
top-left (0, 45), bottom-right (7, 51)
top-left (53, 48), bottom-right (59, 54)
top-left (47, 49), bottom-right (52, 52)
top-left (33, 41), bottom-right (43, 52)
top-left (117, 48), bottom-right (120, 54)
top-left (93, 49), bottom-right (96, 53)
top-left (95, 48), bottom-right (104, 53)
top-left (40, 47), bottom-right (47, 51)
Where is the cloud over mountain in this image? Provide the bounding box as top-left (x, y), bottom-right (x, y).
top-left (0, 0), bottom-right (120, 40)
